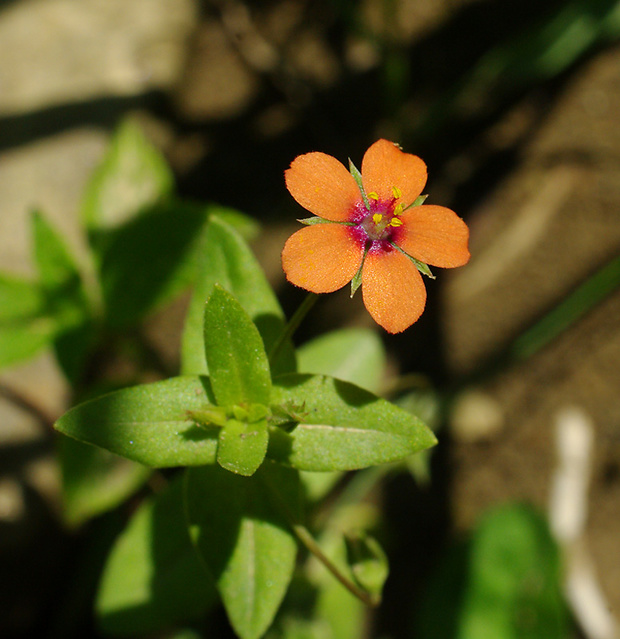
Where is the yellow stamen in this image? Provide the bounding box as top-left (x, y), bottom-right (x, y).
top-left (372, 213), bottom-right (383, 224)
top-left (392, 186), bottom-right (402, 199)
top-left (368, 192), bottom-right (379, 200)
top-left (393, 203), bottom-right (403, 216)
top-left (390, 217), bottom-right (403, 227)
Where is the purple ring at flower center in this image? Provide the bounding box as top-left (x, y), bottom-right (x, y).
top-left (348, 198), bottom-right (403, 253)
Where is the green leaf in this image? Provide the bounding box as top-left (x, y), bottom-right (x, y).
top-left (60, 435), bottom-right (151, 527)
top-left (185, 462), bottom-right (300, 639)
top-left (54, 376), bottom-right (221, 468)
top-left (0, 273), bottom-right (45, 321)
top-left (268, 374), bottom-right (436, 471)
top-left (0, 317), bottom-right (56, 368)
top-left (181, 216), bottom-right (294, 376)
top-left (211, 204), bottom-right (261, 241)
top-left (31, 211), bottom-right (95, 381)
top-left (97, 200), bottom-right (210, 327)
top-left (416, 504), bottom-right (568, 639)
top-left (32, 211), bottom-right (90, 325)
top-left (81, 119), bottom-right (174, 239)
top-left (97, 474), bottom-right (217, 636)
top-left (217, 418), bottom-right (269, 476)
top-left (297, 328), bottom-right (387, 393)
top-left (344, 531), bottom-right (388, 602)
top-left (203, 285), bottom-right (272, 407)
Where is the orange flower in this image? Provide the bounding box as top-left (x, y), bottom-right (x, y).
top-left (281, 139), bottom-right (470, 333)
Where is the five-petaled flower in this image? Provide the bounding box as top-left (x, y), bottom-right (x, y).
top-left (281, 139), bottom-right (470, 333)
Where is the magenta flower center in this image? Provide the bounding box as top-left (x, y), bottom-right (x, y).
top-left (349, 188), bottom-right (404, 251)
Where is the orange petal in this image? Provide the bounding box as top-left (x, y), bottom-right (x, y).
top-left (396, 205), bottom-right (470, 268)
top-left (282, 224), bottom-right (363, 293)
top-left (361, 139), bottom-right (427, 208)
top-left (362, 248), bottom-right (426, 333)
top-left (285, 152), bottom-right (361, 222)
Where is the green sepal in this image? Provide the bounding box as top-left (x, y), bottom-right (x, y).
top-left (349, 250), bottom-right (366, 298)
top-left (391, 243), bottom-right (435, 279)
top-left (348, 158), bottom-right (371, 211)
top-left (405, 194), bottom-right (429, 210)
top-left (297, 217), bottom-right (331, 226)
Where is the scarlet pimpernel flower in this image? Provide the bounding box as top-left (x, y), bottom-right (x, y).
top-left (281, 139), bottom-right (470, 333)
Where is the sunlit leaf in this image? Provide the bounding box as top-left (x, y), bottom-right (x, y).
top-left (181, 216), bottom-right (294, 376)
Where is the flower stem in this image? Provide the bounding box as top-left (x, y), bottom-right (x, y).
top-left (291, 522), bottom-right (378, 607)
top-left (268, 292), bottom-right (318, 367)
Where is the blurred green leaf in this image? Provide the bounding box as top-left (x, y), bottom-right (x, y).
top-left (0, 273), bottom-right (45, 321)
top-left (344, 531), bottom-right (388, 602)
top-left (181, 216), bottom-right (295, 376)
top-left (0, 317), bottom-right (56, 368)
top-left (203, 285), bottom-right (272, 407)
top-left (96, 475), bottom-right (216, 636)
top-left (297, 328), bottom-right (386, 393)
top-left (268, 374), bottom-right (436, 471)
top-left (32, 211), bottom-right (90, 326)
top-left (81, 119), bottom-right (174, 241)
top-left (416, 503), bottom-right (568, 639)
top-left (60, 436), bottom-right (150, 527)
top-left (185, 462), bottom-right (300, 639)
top-left (54, 376), bottom-right (221, 468)
top-left (32, 211), bottom-right (96, 381)
top-left (0, 272), bottom-right (56, 368)
top-left (97, 200), bottom-right (210, 328)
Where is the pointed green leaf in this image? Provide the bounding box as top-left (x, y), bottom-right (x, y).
top-left (54, 376), bottom-right (221, 468)
top-left (0, 273), bottom-right (56, 367)
top-left (0, 273), bottom-right (45, 321)
top-left (97, 200), bottom-right (210, 327)
top-left (217, 418), bottom-right (269, 476)
top-left (97, 475), bottom-right (216, 636)
top-left (59, 435), bottom-right (150, 527)
top-left (181, 216), bottom-right (295, 376)
top-left (297, 328), bottom-right (387, 393)
top-left (186, 462), bottom-right (299, 639)
top-left (268, 374), bottom-right (436, 471)
top-left (81, 119), bottom-right (174, 238)
top-left (203, 285), bottom-right (272, 407)
top-left (0, 317), bottom-right (56, 368)
top-left (32, 211), bottom-right (90, 324)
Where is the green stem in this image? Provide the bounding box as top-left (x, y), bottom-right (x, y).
top-left (268, 292), bottom-right (318, 366)
top-left (291, 522), bottom-right (378, 607)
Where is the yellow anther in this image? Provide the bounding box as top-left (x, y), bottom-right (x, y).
top-left (390, 217), bottom-right (403, 227)
top-left (392, 186), bottom-right (402, 199)
top-left (372, 213), bottom-right (383, 224)
top-left (368, 192), bottom-right (379, 200)
top-left (393, 203), bottom-right (403, 216)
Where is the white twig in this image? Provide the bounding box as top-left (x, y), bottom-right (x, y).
top-left (549, 407), bottom-right (619, 639)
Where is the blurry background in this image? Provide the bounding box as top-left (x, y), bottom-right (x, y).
top-left (1, 0), bottom-right (620, 637)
